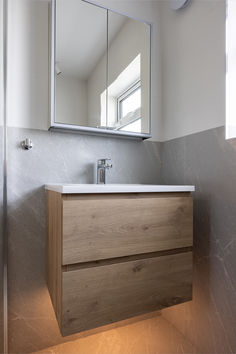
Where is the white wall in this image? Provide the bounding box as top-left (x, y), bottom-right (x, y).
top-left (160, 0), bottom-right (225, 141)
top-left (6, 0), bottom-right (227, 141)
top-left (7, 0), bottom-right (49, 130)
top-left (55, 75), bottom-right (87, 126)
top-left (6, 0), bottom-right (162, 141)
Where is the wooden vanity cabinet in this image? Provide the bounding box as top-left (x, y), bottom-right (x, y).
top-left (47, 191), bottom-right (193, 336)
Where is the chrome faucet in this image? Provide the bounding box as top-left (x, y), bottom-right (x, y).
top-left (97, 158), bottom-right (112, 184)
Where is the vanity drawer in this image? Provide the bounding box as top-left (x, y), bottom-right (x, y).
top-left (62, 193), bottom-right (193, 265)
top-left (61, 251), bottom-right (192, 335)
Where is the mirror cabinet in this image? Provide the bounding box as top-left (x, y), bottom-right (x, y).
top-left (50, 0), bottom-right (151, 138)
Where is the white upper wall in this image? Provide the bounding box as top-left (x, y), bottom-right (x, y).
top-left (6, 0), bottom-right (226, 141)
top-left (160, 0), bottom-right (225, 141)
top-left (7, 0), bottom-right (49, 130)
top-left (6, 0), bottom-right (162, 141)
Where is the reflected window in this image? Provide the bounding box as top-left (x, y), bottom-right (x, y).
top-left (119, 118), bottom-right (141, 132)
top-left (117, 81), bottom-right (141, 132)
top-left (118, 83), bottom-right (141, 120)
top-left (100, 54), bottom-right (142, 132)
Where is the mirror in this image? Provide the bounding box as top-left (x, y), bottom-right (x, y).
top-left (51, 0), bottom-right (151, 138)
top-left (107, 11), bottom-right (150, 134)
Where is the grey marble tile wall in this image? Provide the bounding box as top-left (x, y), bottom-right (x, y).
top-left (0, 230), bottom-right (3, 354)
top-left (7, 127), bottom-right (162, 353)
top-left (0, 228), bottom-right (3, 353)
top-left (161, 126), bottom-right (236, 354)
top-left (9, 125), bottom-right (236, 354)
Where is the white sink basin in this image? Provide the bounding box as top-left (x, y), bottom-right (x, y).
top-left (45, 184), bottom-right (195, 194)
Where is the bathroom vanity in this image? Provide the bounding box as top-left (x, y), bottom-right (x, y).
top-left (45, 184), bottom-right (194, 336)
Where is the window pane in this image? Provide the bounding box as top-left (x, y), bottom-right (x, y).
top-left (120, 119), bottom-right (141, 133)
top-left (121, 87), bottom-right (141, 118)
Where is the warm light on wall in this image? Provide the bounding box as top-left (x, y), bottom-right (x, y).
top-left (33, 311), bottom-right (195, 354)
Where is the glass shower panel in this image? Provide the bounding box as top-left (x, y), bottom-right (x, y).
top-left (0, 0), bottom-right (3, 348)
top-left (0, 0), bottom-right (6, 351)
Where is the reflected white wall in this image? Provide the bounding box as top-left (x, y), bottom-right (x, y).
top-left (55, 75), bottom-right (87, 126)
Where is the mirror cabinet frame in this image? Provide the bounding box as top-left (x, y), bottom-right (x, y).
top-left (49, 0), bottom-right (152, 139)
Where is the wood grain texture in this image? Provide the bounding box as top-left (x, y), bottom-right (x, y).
top-left (61, 251), bottom-right (193, 335)
top-left (62, 193), bottom-right (193, 265)
top-left (46, 190), bottom-right (62, 327)
top-left (63, 192), bottom-right (191, 200)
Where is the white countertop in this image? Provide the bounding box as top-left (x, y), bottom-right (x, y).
top-left (45, 184), bottom-right (195, 194)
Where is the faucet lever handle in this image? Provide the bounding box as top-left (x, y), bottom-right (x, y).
top-left (104, 158), bottom-right (112, 169)
top-left (105, 162), bottom-right (112, 169)
top-left (98, 158), bottom-right (111, 165)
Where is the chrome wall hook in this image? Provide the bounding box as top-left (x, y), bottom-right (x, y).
top-left (21, 138), bottom-right (33, 150)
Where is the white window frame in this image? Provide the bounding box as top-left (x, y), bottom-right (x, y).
top-left (117, 80), bottom-right (141, 128)
top-left (119, 117), bottom-right (142, 132)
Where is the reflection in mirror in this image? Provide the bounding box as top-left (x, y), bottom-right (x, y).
top-left (53, 0), bottom-right (151, 137)
top-left (55, 0), bottom-right (107, 127)
top-left (107, 12), bottom-right (150, 134)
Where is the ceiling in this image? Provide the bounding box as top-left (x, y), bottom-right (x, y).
top-left (56, 0), bottom-right (127, 80)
